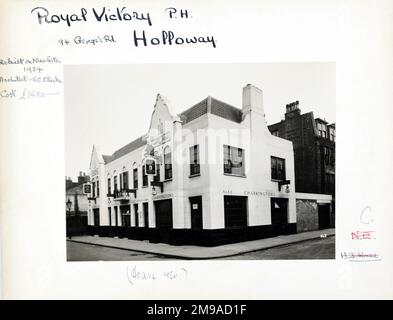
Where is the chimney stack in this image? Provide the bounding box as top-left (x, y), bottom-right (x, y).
top-left (285, 100), bottom-right (301, 119)
top-left (242, 84), bottom-right (264, 116)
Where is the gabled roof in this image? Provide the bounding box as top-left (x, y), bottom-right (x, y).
top-left (103, 96), bottom-right (243, 164)
top-left (102, 155), bottom-right (115, 164)
top-left (105, 136), bottom-right (146, 164)
top-left (179, 96), bottom-right (242, 124)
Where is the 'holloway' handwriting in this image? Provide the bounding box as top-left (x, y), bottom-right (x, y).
top-left (133, 30), bottom-right (216, 48)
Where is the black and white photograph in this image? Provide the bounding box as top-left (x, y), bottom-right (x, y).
top-left (2, 0), bottom-right (392, 301)
top-left (65, 63), bottom-right (336, 261)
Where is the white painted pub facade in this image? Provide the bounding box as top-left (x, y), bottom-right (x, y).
top-left (87, 84), bottom-right (297, 245)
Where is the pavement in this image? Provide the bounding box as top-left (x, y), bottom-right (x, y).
top-left (68, 228), bottom-right (335, 260)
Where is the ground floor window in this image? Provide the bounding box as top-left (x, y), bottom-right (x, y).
top-left (108, 207), bottom-right (111, 226)
top-left (224, 196), bottom-right (248, 228)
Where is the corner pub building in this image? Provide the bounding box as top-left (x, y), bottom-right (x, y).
top-left (87, 84), bottom-right (297, 246)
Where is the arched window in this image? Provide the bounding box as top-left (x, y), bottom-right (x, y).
top-left (121, 166), bottom-right (129, 190)
top-left (132, 162), bottom-right (138, 189)
top-left (113, 171), bottom-right (118, 192)
top-left (164, 146), bottom-right (172, 180)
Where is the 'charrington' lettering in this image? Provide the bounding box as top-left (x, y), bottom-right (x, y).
top-left (133, 30), bottom-right (217, 48)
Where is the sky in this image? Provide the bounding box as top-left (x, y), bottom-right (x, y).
top-left (64, 62), bottom-right (335, 180)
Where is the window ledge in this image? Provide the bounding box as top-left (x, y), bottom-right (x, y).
top-left (224, 173), bottom-right (247, 178)
top-left (163, 178), bottom-right (173, 182)
top-left (189, 173), bottom-right (201, 178)
top-left (271, 179), bottom-right (286, 182)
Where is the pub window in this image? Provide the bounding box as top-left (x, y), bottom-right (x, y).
top-left (133, 168), bottom-right (138, 189)
top-left (190, 145), bottom-right (200, 176)
top-left (107, 178), bottom-right (111, 195)
top-left (164, 146), bottom-right (172, 180)
top-left (114, 176), bottom-right (118, 191)
top-left (96, 180), bottom-right (99, 197)
top-left (271, 156), bottom-right (286, 180)
top-left (122, 171), bottom-right (129, 190)
top-left (142, 165), bottom-right (148, 187)
top-left (223, 145), bottom-right (245, 176)
top-left (154, 162), bottom-right (161, 182)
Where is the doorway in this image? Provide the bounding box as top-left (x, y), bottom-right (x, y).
top-left (270, 198), bottom-right (288, 234)
top-left (114, 206), bottom-right (118, 226)
top-left (318, 204), bottom-right (331, 230)
top-left (143, 202), bottom-right (149, 228)
top-left (121, 205), bottom-right (131, 227)
top-left (133, 204), bottom-right (139, 227)
top-left (224, 196), bottom-right (248, 228)
top-left (154, 199), bottom-right (173, 229)
top-left (93, 208), bottom-right (100, 227)
top-left (189, 196), bottom-right (203, 229)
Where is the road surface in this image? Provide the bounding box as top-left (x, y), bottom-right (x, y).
top-left (67, 236), bottom-right (335, 261)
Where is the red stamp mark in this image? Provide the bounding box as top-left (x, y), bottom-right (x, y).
top-left (351, 230), bottom-right (376, 240)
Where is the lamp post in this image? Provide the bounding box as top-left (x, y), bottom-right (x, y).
top-left (66, 198), bottom-right (72, 239)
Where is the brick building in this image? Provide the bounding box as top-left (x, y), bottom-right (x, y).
top-left (268, 101), bottom-right (335, 231)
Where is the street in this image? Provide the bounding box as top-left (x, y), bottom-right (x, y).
top-left (67, 236), bottom-right (335, 261)
top-left (219, 236), bottom-right (335, 260)
top-left (67, 241), bottom-right (173, 261)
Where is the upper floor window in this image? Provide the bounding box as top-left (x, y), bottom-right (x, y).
top-left (164, 146), bottom-right (172, 180)
top-left (271, 156), bottom-right (286, 181)
top-left (142, 165), bottom-right (148, 187)
top-left (154, 162), bottom-right (161, 183)
top-left (223, 145), bottom-right (245, 176)
top-left (324, 146), bottom-right (335, 166)
top-left (133, 167), bottom-right (138, 189)
top-left (317, 122), bottom-right (327, 138)
top-left (96, 180), bottom-right (100, 197)
top-left (272, 130), bottom-right (279, 137)
top-left (114, 176), bottom-right (118, 191)
top-left (190, 145), bottom-right (200, 176)
top-left (329, 127), bottom-right (335, 142)
top-left (92, 181), bottom-right (96, 197)
top-left (107, 178), bottom-right (111, 195)
top-left (122, 171), bottom-right (129, 190)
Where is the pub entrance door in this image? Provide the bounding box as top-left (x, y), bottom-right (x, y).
top-left (190, 196), bottom-right (203, 229)
top-left (270, 198), bottom-right (288, 235)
